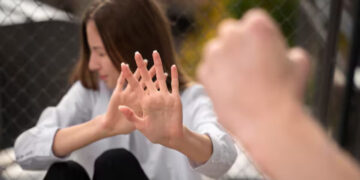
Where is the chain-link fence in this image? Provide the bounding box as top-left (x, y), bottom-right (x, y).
top-left (0, 0), bottom-right (358, 179)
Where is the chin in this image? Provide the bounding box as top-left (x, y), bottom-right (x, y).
top-left (108, 83), bottom-right (117, 89)
top-left (103, 80), bottom-right (115, 89)
top-left (106, 84), bottom-right (116, 90)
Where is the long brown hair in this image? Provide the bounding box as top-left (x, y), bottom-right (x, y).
top-left (70, 0), bottom-right (190, 91)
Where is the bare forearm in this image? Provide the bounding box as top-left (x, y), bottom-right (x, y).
top-left (284, 115), bottom-right (360, 180)
top-left (235, 107), bottom-right (360, 180)
top-left (171, 127), bottom-right (213, 164)
top-left (52, 115), bottom-right (106, 157)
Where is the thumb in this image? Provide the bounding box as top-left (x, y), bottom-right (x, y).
top-left (118, 105), bottom-right (144, 129)
top-left (288, 47), bottom-right (310, 101)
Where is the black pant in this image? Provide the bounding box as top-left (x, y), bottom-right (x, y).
top-left (44, 148), bottom-right (149, 180)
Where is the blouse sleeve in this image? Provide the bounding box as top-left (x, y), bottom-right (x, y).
top-left (182, 84), bottom-right (238, 178)
top-left (14, 81), bottom-right (96, 170)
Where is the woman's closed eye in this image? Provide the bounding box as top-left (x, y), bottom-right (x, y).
top-left (91, 46), bottom-right (107, 58)
top-left (93, 50), bottom-right (107, 58)
top-left (98, 52), bottom-right (107, 57)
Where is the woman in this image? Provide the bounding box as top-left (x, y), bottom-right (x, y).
top-left (14, 0), bottom-right (237, 179)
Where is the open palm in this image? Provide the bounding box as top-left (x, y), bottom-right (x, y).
top-left (119, 51), bottom-right (184, 148)
top-left (102, 61), bottom-right (156, 137)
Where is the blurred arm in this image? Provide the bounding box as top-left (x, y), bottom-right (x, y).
top-left (198, 9), bottom-right (360, 180)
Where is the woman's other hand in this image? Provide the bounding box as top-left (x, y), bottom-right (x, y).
top-left (100, 61), bottom-right (156, 137)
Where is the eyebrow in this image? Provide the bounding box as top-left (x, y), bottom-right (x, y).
top-left (91, 46), bottom-right (104, 50)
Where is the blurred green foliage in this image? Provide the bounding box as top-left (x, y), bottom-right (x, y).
top-left (179, 1), bottom-right (228, 78)
top-left (180, 0), bottom-right (299, 78)
top-left (227, 0), bottom-right (299, 45)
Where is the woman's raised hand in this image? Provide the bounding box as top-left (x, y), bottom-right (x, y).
top-left (119, 51), bottom-right (184, 148)
top-left (101, 60), bottom-right (157, 137)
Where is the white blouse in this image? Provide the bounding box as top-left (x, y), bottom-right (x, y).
top-left (14, 81), bottom-right (237, 180)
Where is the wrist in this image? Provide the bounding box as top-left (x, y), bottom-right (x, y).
top-left (169, 127), bottom-right (213, 164)
top-left (232, 95), bottom-right (303, 134)
top-left (91, 115), bottom-right (113, 139)
top-left (231, 103), bottom-right (315, 175)
top-left (168, 126), bottom-right (188, 149)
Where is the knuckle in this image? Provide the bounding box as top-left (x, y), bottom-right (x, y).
top-left (244, 9), bottom-right (270, 23)
top-left (244, 10), bottom-right (277, 34)
top-left (218, 18), bottom-right (238, 37)
top-left (203, 39), bottom-right (221, 57)
top-left (292, 47), bottom-right (310, 60)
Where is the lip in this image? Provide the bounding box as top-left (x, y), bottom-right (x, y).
top-left (99, 75), bottom-right (108, 80)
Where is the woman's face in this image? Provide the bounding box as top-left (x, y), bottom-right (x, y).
top-left (86, 20), bottom-right (120, 89)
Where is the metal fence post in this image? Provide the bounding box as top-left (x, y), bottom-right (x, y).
top-left (313, 0), bottom-right (343, 127)
top-left (0, 68), bottom-right (2, 147)
top-left (339, 0), bottom-right (360, 148)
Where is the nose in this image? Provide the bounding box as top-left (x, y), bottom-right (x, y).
top-left (88, 53), bottom-right (100, 71)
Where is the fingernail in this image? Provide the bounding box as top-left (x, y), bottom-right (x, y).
top-left (121, 62), bottom-right (125, 66)
top-left (144, 59), bottom-right (148, 64)
top-left (135, 51), bottom-right (139, 55)
top-left (153, 50), bottom-right (158, 53)
top-left (164, 72), bottom-right (168, 76)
